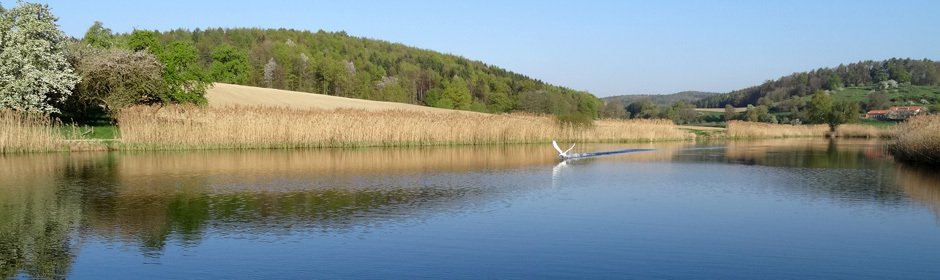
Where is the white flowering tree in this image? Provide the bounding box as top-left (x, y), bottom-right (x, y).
top-left (263, 57), bottom-right (277, 88)
top-left (0, 2), bottom-right (79, 113)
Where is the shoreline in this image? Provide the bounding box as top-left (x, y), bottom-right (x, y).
top-left (1, 106), bottom-right (902, 155)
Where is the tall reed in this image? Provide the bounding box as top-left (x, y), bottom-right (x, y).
top-left (891, 114), bottom-right (940, 165)
top-left (835, 124), bottom-right (895, 139)
top-left (0, 110), bottom-right (64, 153)
top-left (726, 121), bottom-right (828, 138)
top-left (726, 121), bottom-right (893, 139)
top-left (117, 105), bottom-right (694, 150)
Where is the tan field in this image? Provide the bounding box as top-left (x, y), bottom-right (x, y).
top-left (695, 107), bottom-right (746, 113)
top-left (206, 83), bottom-right (473, 114)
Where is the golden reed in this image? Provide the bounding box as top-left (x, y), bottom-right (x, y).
top-left (891, 114), bottom-right (940, 164)
top-left (0, 110), bottom-right (63, 153)
top-left (726, 121), bottom-right (828, 138)
top-left (726, 121), bottom-right (894, 139)
top-left (116, 105), bottom-right (695, 149)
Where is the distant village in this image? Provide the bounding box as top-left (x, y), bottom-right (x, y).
top-left (865, 106), bottom-right (926, 121)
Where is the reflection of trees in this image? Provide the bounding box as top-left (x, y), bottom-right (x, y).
top-left (1, 145), bottom-right (550, 274)
top-left (706, 139), bottom-right (909, 204)
top-left (721, 139), bottom-right (890, 169)
top-left (0, 155), bottom-right (85, 280)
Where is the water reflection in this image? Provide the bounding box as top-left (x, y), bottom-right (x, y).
top-left (895, 164), bottom-right (940, 219)
top-left (0, 141), bottom-right (938, 278)
top-left (710, 139), bottom-right (906, 206)
top-left (721, 138), bottom-right (890, 168)
top-left (0, 146), bottom-right (556, 279)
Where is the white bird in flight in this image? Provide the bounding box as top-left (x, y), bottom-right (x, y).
top-left (552, 140), bottom-right (577, 160)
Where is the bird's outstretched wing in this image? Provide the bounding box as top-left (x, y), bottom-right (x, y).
top-left (552, 140), bottom-right (564, 154)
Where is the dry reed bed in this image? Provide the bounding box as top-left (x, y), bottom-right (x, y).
top-left (726, 121), bottom-right (829, 138)
top-left (117, 105), bottom-right (695, 149)
top-left (891, 114), bottom-right (940, 165)
top-left (726, 121), bottom-right (894, 139)
top-left (835, 124), bottom-right (896, 138)
top-left (0, 110), bottom-right (64, 153)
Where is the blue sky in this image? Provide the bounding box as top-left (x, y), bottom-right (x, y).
top-left (23, 0), bottom-right (940, 97)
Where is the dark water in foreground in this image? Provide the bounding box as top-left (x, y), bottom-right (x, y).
top-left (2, 139), bottom-right (940, 279)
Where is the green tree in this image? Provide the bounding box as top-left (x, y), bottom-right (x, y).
top-left (576, 93), bottom-right (601, 118)
top-left (808, 91), bottom-right (858, 132)
top-left (626, 99), bottom-right (658, 119)
top-left (158, 41), bottom-right (210, 103)
top-left (664, 101), bottom-right (699, 124)
top-left (888, 63), bottom-right (911, 84)
top-left (723, 104), bottom-right (737, 121)
top-left (209, 43), bottom-right (250, 84)
top-left (807, 91), bottom-right (833, 124)
top-left (82, 21), bottom-right (113, 48)
top-left (438, 76), bottom-right (471, 110)
top-left (0, 2), bottom-right (79, 113)
top-left (602, 101), bottom-right (627, 119)
top-left (67, 46), bottom-right (164, 117)
top-left (127, 29), bottom-right (162, 53)
top-left (744, 104), bottom-right (759, 122)
top-left (864, 91), bottom-right (890, 110)
top-left (486, 91), bottom-right (513, 113)
top-left (826, 73), bottom-right (843, 90)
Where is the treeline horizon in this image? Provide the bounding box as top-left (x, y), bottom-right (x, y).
top-left (95, 26), bottom-right (601, 117)
top-left (695, 58), bottom-right (940, 108)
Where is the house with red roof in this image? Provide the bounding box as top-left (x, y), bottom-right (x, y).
top-left (865, 106), bottom-right (925, 121)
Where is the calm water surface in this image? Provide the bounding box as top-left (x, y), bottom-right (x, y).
top-left (2, 139), bottom-right (940, 279)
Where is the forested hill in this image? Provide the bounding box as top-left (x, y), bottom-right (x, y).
top-left (111, 28), bottom-right (601, 116)
top-left (603, 91), bottom-right (719, 107)
top-left (695, 58), bottom-right (940, 108)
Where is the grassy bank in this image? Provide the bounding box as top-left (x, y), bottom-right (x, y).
top-left (891, 114), bottom-right (940, 165)
top-left (116, 105), bottom-right (695, 150)
top-left (725, 121), bottom-right (894, 139)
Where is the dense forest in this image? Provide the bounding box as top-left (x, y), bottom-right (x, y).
top-left (105, 26), bottom-right (601, 117)
top-left (695, 58), bottom-right (940, 108)
top-left (603, 91), bottom-right (719, 108)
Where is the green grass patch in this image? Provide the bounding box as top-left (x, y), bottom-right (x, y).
top-left (61, 124), bottom-right (119, 140)
top-left (858, 119), bottom-right (898, 127)
top-left (834, 85), bottom-right (940, 106)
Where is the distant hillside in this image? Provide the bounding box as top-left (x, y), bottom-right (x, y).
top-left (603, 91), bottom-right (720, 107)
top-left (111, 28), bottom-right (600, 117)
top-left (695, 58), bottom-right (940, 108)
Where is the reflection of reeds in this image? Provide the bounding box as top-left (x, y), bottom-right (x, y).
top-left (726, 121), bottom-right (828, 138)
top-left (117, 105), bottom-right (694, 149)
top-left (895, 164), bottom-right (940, 219)
top-left (0, 110), bottom-right (63, 153)
top-left (113, 146), bottom-right (556, 191)
top-left (723, 138), bottom-right (888, 164)
top-left (727, 121), bottom-right (892, 139)
top-left (891, 115), bottom-right (940, 164)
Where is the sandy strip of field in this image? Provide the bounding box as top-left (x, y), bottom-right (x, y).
top-left (677, 125), bottom-right (726, 131)
top-left (206, 83), bottom-right (472, 114)
top-left (695, 107), bottom-right (746, 113)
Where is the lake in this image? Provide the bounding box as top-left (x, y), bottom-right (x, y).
top-left (2, 139), bottom-right (940, 279)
